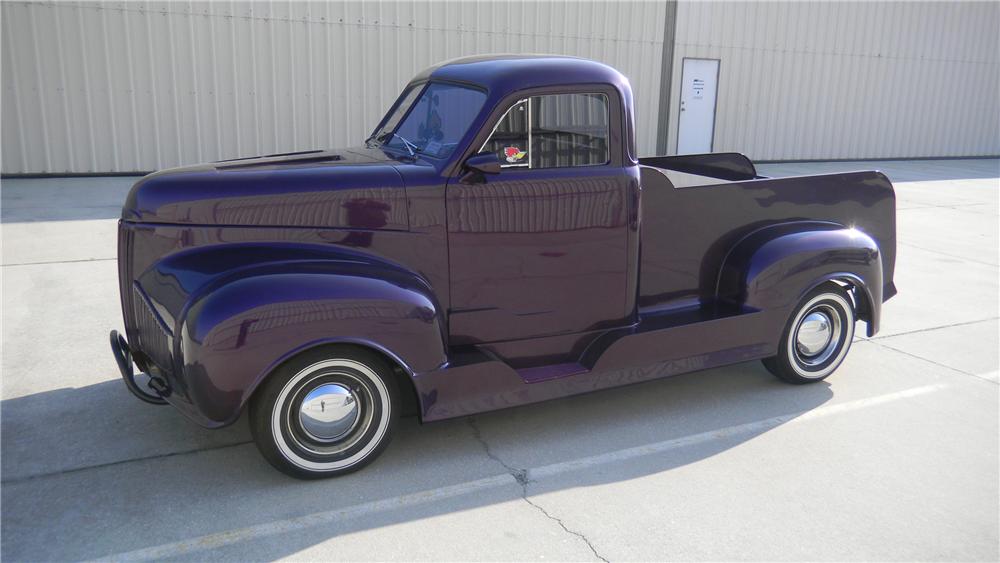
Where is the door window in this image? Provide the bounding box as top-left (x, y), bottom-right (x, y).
top-left (480, 93), bottom-right (610, 169)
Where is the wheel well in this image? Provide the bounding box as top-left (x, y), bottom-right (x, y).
top-left (250, 342), bottom-right (423, 422)
top-left (830, 277), bottom-right (872, 323)
top-left (370, 348), bottom-right (423, 420)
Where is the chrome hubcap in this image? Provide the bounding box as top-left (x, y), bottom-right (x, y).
top-left (793, 305), bottom-right (842, 367)
top-left (796, 311), bottom-right (833, 356)
top-left (297, 383), bottom-right (359, 442)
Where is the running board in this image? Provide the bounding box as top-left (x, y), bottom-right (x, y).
top-left (517, 362), bottom-right (589, 384)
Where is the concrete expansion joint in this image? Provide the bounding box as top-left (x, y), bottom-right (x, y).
top-left (1, 256), bottom-right (118, 268)
top-left (0, 440), bottom-right (254, 485)
top-left (466, 417), bottom-right (610, 563)
top-left (867, 317), bottom-right (1000, 341)
top-left (869, 339), bottom-right (999, 385)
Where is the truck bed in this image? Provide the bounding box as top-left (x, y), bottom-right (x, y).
top-left (636, 153), bottom-right (897, 312)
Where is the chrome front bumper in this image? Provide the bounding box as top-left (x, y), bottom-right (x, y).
top-left (110, 330), bottom-right (169, 405)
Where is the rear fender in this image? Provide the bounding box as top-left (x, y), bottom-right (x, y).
top-left (717, 222), bottom-right (883, 336)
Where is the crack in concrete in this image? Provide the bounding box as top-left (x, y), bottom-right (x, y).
top-left (466, 417), bottom-right (528, 484)
top-left (466, 417), bottom-right (609, 562)
top-left (520, 494), bottom-right (610, 563)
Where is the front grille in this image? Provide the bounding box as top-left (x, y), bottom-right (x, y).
top-left (117, 222), bottom-right (134, 328)
top-left (131, 286), bottom-right (173, 372)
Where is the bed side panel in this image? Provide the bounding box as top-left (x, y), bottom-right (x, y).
top-left (638, 166), bottom-right (896, 311)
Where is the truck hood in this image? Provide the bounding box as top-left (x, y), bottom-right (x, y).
top-left (122, 147), bottom-right (410, 230)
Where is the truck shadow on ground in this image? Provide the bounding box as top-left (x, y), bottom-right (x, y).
top-left (1, 361), bottom-right (835, 560)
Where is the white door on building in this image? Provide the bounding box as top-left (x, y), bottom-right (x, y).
top-left (677, 58), bottom-right (720, 154)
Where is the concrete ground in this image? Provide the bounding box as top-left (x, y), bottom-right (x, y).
top-left (1, 158), bottom-right (997, 561)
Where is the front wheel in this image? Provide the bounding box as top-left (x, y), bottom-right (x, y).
top-left (763, 282), bottom-right (856, 384)
top-left (249, 346), bottom-right (399, 479)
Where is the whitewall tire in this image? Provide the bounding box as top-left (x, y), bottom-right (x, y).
top-left (763, 283), bottom-right (856, 384)
top-left (249, 346), bottom-right (399, 479)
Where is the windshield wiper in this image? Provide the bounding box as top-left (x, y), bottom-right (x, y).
top-left (388, 132), bottom-right (419, 157)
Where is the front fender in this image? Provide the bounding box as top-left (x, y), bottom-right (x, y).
top-left (138, 245), bottom-right (446, 427)
top-left (717, 222), bottom-right (883, 336)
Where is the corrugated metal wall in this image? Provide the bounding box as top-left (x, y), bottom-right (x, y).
top-left (665, 1), bottom-right (1000, 160)
top-left (3, 1), bottom-right (998, 174)
top-left (0, 0), bottom-right (668, 174)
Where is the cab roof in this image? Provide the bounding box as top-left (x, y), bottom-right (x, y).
top-left (413, 54), bottom-right (631, 98)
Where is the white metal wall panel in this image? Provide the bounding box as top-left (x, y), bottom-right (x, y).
top-left (666, 1), bottom-right (1000, 160)
top-left (1, 0), bottom-right (667, 173)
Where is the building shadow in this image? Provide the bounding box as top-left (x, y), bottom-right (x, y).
top-left (0, 176), bottom-right (137, 223)
top-left (756, 158), bottom-right (1000, 183)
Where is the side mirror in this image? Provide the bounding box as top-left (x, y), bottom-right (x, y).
top-left (460, 153), bottom-right (501, 183)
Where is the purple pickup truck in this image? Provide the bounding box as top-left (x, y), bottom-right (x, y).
top-left (110, 55), bottom-right (896, 478)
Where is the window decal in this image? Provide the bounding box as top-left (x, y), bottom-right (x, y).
top-left (504, 146), bottom-right (527, 163)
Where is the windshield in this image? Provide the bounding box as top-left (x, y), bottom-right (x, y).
top-left (372, 82), bottom-right (486, 159)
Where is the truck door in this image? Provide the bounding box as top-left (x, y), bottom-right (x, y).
top-left (446, 90), bottom-right (634, 344)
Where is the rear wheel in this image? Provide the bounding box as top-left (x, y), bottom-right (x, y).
top-left (249, 346), bottom-right (399, 479)
top-left (763, 283), bottom-right (856, 384)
